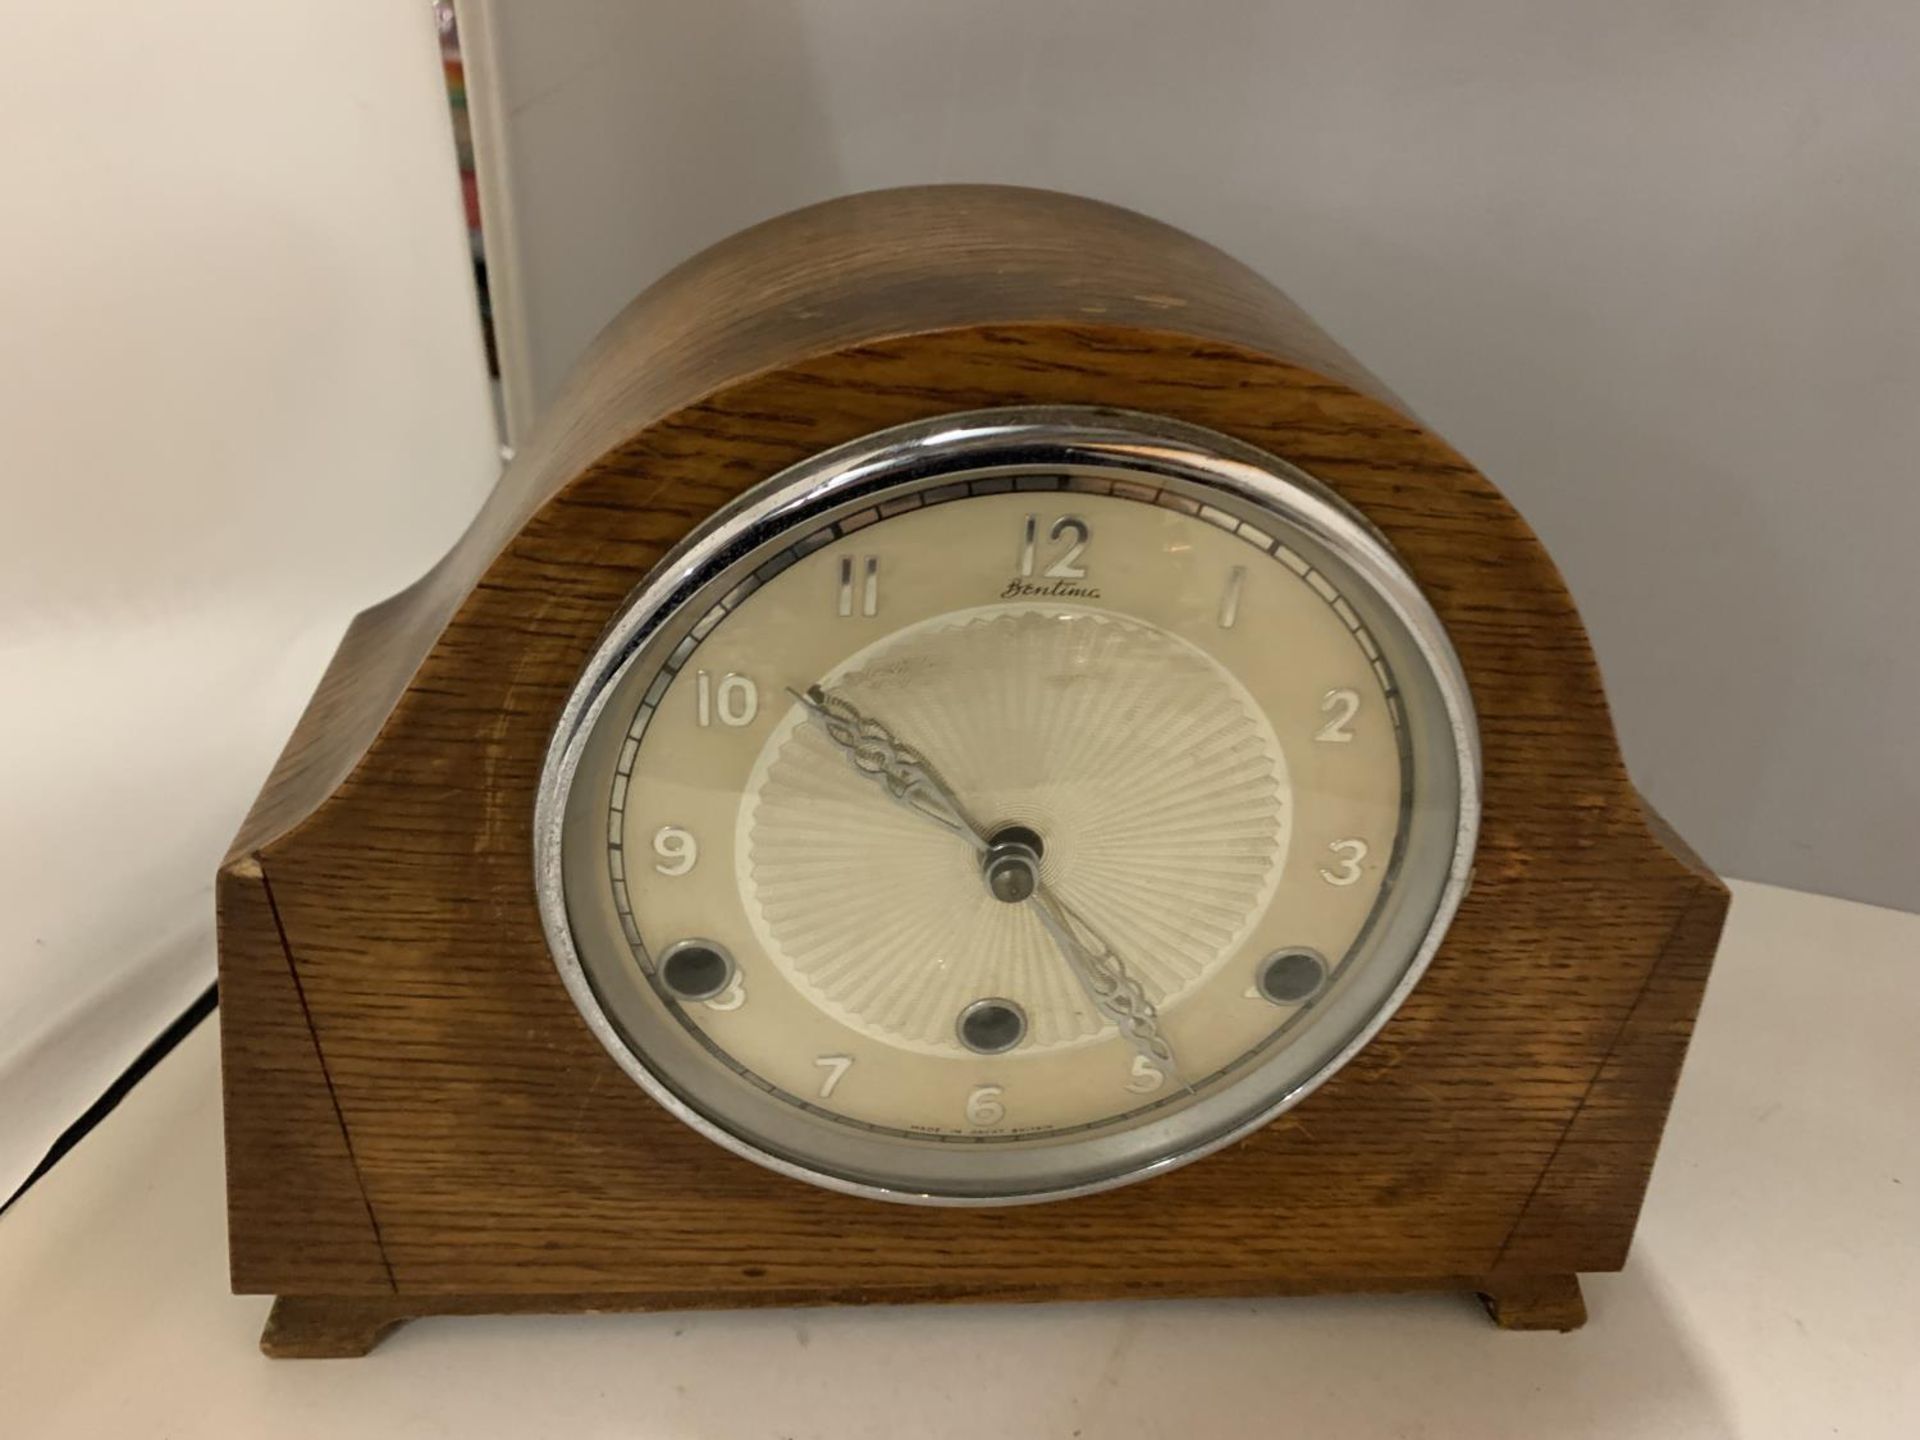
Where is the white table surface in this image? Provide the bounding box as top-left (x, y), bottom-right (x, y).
top-left (4, 878), bottom-right (1915, 1438)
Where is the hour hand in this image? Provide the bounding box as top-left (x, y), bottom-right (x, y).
top-left (788, 685), bottom-right (990, 851)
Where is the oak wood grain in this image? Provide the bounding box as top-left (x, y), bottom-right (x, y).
top-left (262, 1272), bottom-right (1551, 1357)
top-left (217, 185), bottom-right (1726, 1354)
top-left (260, 1296), bottom-right (405, 1360)
top-left (216, 862), bottom-right (392, 1296)
top-left (1477, 1273), bottom-right (1588, 1332)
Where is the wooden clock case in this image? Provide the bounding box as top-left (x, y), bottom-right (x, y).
top-left (216, 185), bottom-right (1727, 1357)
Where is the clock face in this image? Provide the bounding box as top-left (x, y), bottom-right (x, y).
top-left (538, 409), bottom-right (1477, 1204)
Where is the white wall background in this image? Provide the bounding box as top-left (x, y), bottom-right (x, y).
top-left (4, 0), bottom-right (1914, 1202)
top-left (0, 2), bottom-right (498, 1196)
top-left (466, 0), bottom-right (1920, 912)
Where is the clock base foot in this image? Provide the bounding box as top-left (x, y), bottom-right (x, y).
top-left (253, 1274), bottom-right (1591, 1355)
top-left (260, 1296), bottom-right (409, 1358)
top-left (1474, 1273), bottom-right (1587, 1331)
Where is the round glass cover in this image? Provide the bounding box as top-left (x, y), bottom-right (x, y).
top-left (536, 407), bottom-right (1478, 1205)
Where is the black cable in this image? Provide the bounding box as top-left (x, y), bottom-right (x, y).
top-left (0, 983), bottom-right (219, 1217)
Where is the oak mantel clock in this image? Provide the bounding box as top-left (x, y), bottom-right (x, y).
top-left (217, 185), bottom-right (1727, 1357)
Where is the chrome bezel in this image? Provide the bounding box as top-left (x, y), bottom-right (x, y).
top-left (535, 407), bottom-right (1481, 1207)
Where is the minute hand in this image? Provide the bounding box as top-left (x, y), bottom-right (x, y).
top-left (1028, 884), bottom-right (1184, 1082)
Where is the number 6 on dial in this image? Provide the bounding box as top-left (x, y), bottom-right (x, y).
top-left (966, 1085), bottom-right (1006, 1125)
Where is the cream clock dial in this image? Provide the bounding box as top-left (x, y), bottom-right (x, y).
top-left (538, 408), bottom-right (1478, 1204)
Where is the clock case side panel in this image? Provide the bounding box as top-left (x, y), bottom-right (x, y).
top-left (1490, 802), bottom-right (1727, 1275)
top-left (215, 860), bottom-right (393, 1297)
top-left (218, 185), bottom-right (1723, 1314)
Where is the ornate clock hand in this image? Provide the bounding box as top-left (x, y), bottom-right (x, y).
top-left (792, 683), bottom-right (1186, 1084)
top-left (787, 685), bottom-right (990, 851)
top-left (1029, 884), bottom-right (1189, 1089)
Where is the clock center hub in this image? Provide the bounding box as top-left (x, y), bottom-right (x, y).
top-left (981, 826), bottom-right (1045, 904)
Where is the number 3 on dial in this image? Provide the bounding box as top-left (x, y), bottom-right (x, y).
top-left (1319, 838), bottom-right (1369, 886)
